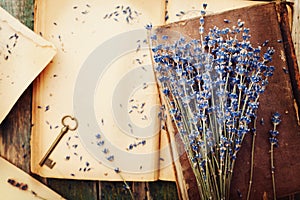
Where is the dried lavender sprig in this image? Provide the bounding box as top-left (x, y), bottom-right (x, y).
top-left (246, 116), bottom-right (258, 200)
top-left (269, 112), bottom-right (281, 200)
top-left (93, 132), bottom-right (134, 199)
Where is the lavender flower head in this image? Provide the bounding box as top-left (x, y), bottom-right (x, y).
top-left (269, 112), bottom-right (281, 147)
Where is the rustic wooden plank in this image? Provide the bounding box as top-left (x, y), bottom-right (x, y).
top-left (47, 179), bottom-right (99, 200)
top-left (100, 181), bottom-right (133, 200)
top-left (100, 181), bottom-right (179, 200)
top-left (0, 85), bottom-right (32, 173)
top-left (149, 181), bottom-right (179, 200)
top-left (0, 0), bottom-right (34, 29)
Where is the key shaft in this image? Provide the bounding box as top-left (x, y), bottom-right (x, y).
top-left (39, 126), bottom-right (69, 167)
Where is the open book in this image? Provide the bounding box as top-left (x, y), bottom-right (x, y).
top-left (31, 0), bottom-right (269, 184)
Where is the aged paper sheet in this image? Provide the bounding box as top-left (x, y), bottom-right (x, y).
top-left (0, 6), bottom-right (56, 123)
top-left (0, 157), bottom-right (64, 200)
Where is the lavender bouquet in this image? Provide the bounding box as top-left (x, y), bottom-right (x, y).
top-left (148, 4), bottom-right (275, 199)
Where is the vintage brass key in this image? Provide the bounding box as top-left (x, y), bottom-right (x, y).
top-left (39, 115), bottom-right (78, 168)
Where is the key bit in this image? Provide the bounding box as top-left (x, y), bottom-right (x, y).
top-left (39, 115), bottom-right (78, 168)
top-left (44, 158), bottom-right (56, 169)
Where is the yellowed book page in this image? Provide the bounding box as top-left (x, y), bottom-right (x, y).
top-left (0, 157), bottom-right (64, 200)
top-left (292, 0), bottom-right (300, 70)
top-left (167, 0), bottom-right (266, 23)
top-left (31, 0), bottom-right (175, 181)
top-left (0, 7), bottom-right (56, 124)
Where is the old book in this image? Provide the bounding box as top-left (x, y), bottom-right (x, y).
top-left (31, 0), bottom-right (176, 181)
top-left (154, 2), bottom-right (300, 199)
